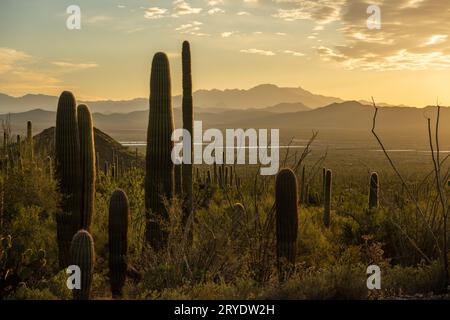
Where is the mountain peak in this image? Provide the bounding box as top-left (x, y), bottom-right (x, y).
top-left (251, 84), bottom-right (279, 90)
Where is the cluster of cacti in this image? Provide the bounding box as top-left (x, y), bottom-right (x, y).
top-left (275, 168), bottom-right (298, 282)
top-left (0, 125), bottom-right (32, 175)
top-left (55, 91), bottom-right (96, 268)
top-left (108, 189), bottom-right (129, 298)
top-left (145, 52), bottom-right (175, 250)
top-left (70, 230), bottom-right (95, 300)
top-left (369, 172), bottom-right (379, 209)
top-left (323, 169), bottom-right (332, 228)
top-left (107, 149), bottom-right (121, 180)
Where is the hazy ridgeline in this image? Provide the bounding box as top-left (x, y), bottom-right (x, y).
top-left (0, 42), bottom-right (449, 300)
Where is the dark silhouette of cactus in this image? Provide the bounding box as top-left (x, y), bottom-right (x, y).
top-left (322, 167), bottom-right (326, 201)
top-left (229, 166), bottom-right (233, 186)
top-left (78, 104), bottom-right (96, 231)
top-left (369, 172), bottom-right (379, 209)
top-left (26, 121), bottom-right (33, 161)
top-left (275, 168), bottom-right (298, 281)
top-left (213, 161), bottom-right (218, 184)
top-left (175, 164), bottom-right (182, 197)
top-left (145, 52), bottom-right (175, 250)
top-left (219, 166), bottom-right (223, 187)
top-left (2, 131), bottom-right (7, 157)
top-left (115, 155), bottom-right (118, 178)
top-left (70, 230), bottom-right (94, 300)
top-left (47, 156), bottom-right (53, 179)
top-left (323, 169), bottom-right (332, 228)
top-left (206, 170), bottom-right (212, 184)
top-left (300, 165), bottom-right (305, 204)
top-left (16, 135), bottom-right (21, 153)
top-left (225, 167), bottom-right (229, 187)
top-left (96, 152), bottom-right (100, 178)
top-left (228, 203), bottom-right (244, 239)
top-left (108, 189), bottom-right (129, 298)
top-left (17, 155), bottom-right (23, 172)
top-left (55, 91), bottom-right (81, 268)
top-left (305, 184), bottom-right (309, 206)
top-left (182, 40), bottom-right (194, 231)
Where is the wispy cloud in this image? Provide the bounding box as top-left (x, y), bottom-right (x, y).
top-left (173, 0), bottom-right (202, 16)
top-left (85, 15), bottom-right (113, 24)
top-left (144, 7), bottom-right (168, 19)
top-left (0, 48), bottom-right (31, 74)
top-left (175, 21), bottom-right (209, 36)
top-left (423, 35), bottom-right (448, 46)
top-left (282, 50), bottom-right (305, 57)
top-left (221, 31), bottom-right (237, 38)
top-left (272, 0), bottom-right (345, 24)
top-left (208, 8), bottom-right (225, 14)
top-left (240, 49), bottom-right (276, 56)
top-left (52, 61), bottom-right (99, 71)
top-left (207, 0), bottom-right (223, 5)
top-left (315, 0), bottom-right (450, 71)
top-left (0, 48), bottom-right (61, 95)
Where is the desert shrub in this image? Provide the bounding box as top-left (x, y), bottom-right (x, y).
top-left (259, 263), bottom-right (368, 300)
top-left (383, 260), bottom-right (446, 295)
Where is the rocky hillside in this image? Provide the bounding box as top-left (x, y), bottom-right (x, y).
top-left (33, 127), bottom-right (145, 171)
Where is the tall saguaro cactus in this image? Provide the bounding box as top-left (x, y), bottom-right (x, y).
top-left (175, 164), bottom-right (182, 197)
top-left (55, 91), bottom-right (81, 268)
top-left (182, 41), bottom-right (194, 231)
top-left (70, 230), bottom-right (95, 300)
top-left (323, 169), bottom-right (332, 228)
top-left (78, 104), bottom-right (96, 231)
top-left (369, 172), bottom-right (379, 209)
top-left (145, 52), bottom-right (175, 250)
top-left (108, 189), bottom-right (129, 298)
top-left (275, 168), bottom-right (298, 281)
top-left (26, 121), bottom-right (33, 161)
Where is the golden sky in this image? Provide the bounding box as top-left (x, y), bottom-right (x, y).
top-left (0, 0), bottom-right (449, 107)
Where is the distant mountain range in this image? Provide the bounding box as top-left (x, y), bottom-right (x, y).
top-left (0, 84), bottom-right (342, 114)
top-left (2, 101), bottom-right (449, 149)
